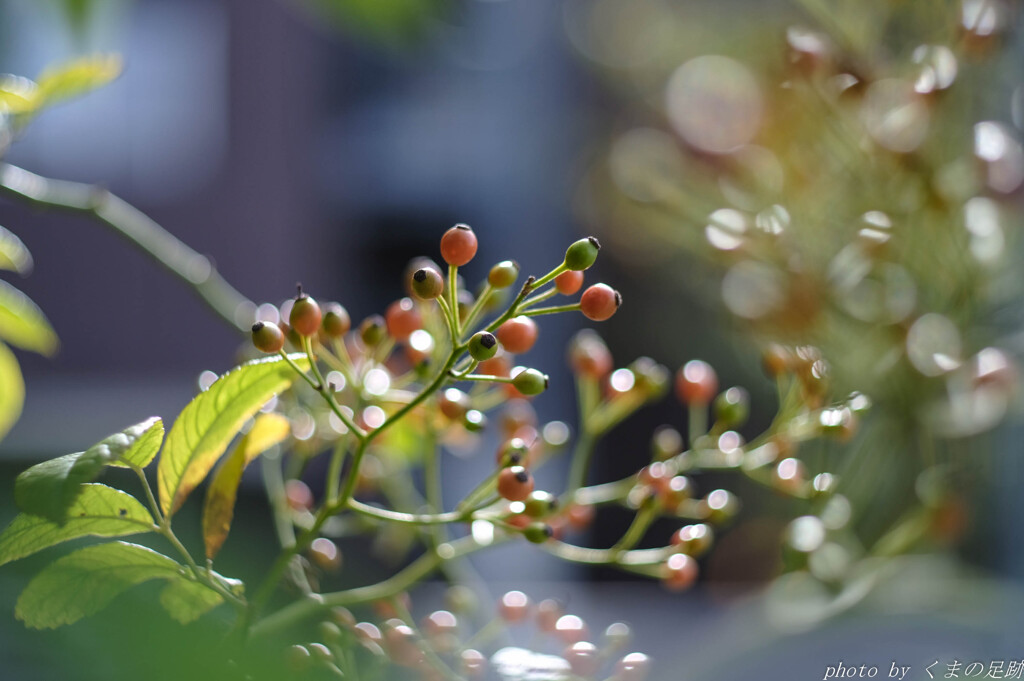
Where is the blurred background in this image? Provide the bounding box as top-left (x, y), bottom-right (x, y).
top-left (1, 0), bottom-right (1023, 679)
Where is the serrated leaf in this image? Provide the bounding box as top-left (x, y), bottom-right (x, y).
top-left (0, 342), bottom-right (24, 442)
top-left (202, 413), bottom-right (291, 559)
top-left (0, 484), bottom-right (154, 566)
top-left (36, 54), bottom-right (121, 107)
top-left (159, 577), bottom-right (224, 624)
top-left (0, 226), bottom-right (33, 274)
top-left (108, 417), bottom-right (164, 469)
top-left (158, 355), bottom-right (309, 517)
top-left (15, 419), bottom-right (164, 521)
top-left (15, 541), bottom-right (184, 629)
top-left (0, 279), bottom-right (58, 355)
top-left (0, 75), bottom-right (39, 114)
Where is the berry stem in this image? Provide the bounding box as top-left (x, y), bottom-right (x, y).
top-left (449, 360), bottom-right (479, 380)
top-left (483, 276), bottom-right (536, 333)
top-left (456, 374), bottom-right (515, 384)
top-left (610, 502), bottom-right (658, 557)
top-left (459, 282), bottom-right (493, 336)
top-left (448, 264), bottom-right (461, 338)
top-left (519, 286), bottom-right (559, 309)
top-left (531, 262), bottom-right (569, 289)
top-left (687, 403), bottom-right (707, 449)
top-left (521, 302), bottom-right (582, 317)
top-left (261, 454), bottom-right (315, 594)
top-left (0, 163), bottom-right (254, 332)
top-left (435, 294), bottom-right (460, 343)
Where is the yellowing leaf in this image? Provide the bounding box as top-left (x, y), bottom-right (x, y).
top-left (158, 355), bottom-right (308, 517)
top-left (202, 413), bottom-right (291, 559)
top-left (36, 54), bottom-right (121, 107)
top-left (0, 342), bottom-right (24, 442)
top-left (15, 541), bottom-right (183, 629)
top-left (0, 75), bottom-right (39, 114)
top-left (0, 279), bottom-right (58, 356)
top-left (0, 484), bottom-right (154, 566)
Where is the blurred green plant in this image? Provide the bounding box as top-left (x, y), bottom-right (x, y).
top-left (572, 0), bottom-right (1021, 617)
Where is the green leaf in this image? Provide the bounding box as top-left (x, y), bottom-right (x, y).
top-left (159, 577), bottom-right (223, 624)
top-left (203, 413), bottom-right (290, 559)
top-left (15, 541), bottom-right (184, 629)
top-left (0, 279), bottom-right (58, 355)
top-left (0, 342), bottom-right (24, 442)
top-left (158, 354), bottom-right (309, 517)
top-left (15, 419), bottom-right (164, 522)
top-left (35, 54), bottom-right (122, 107)
top-left (108, 417), bottom-right (164, 469)
top-left (0, 484), bottom-right (154, 566)
top-left (0, 75), bottom-right (39, 115)
top-left (0, 225), bottom-right (33, 275)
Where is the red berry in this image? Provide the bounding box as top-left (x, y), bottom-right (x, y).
top-left (579, 284), bottom-right (621, 321)
top-left (290, 295), bottom-right (323, 337)
top-left (460, 649), bottom-right (487, 678)
top-left (566, 503), bottom-right (595, 530)
top-left (497, 316), bottom-right (538, 354)
top-left (568, 330), bottom-right (613, 378)
top-left (354, 621), bottom-right (382, 643)
top-left (564, 641), bottom-right (600, 677)
top-left (662, 552), bottom-right (699, 591)
top-left (384, 297), bottom-right (422, 341)
top-left (384, 621), bottom-right (423, 667)
top-left (498, 590), bottom-right (531, 622)
top-left (497, 466), bottom-right (534, 501)
top-left (671, 523), bottom-right (714, 557)
top-left (439, 388), bottom-right (470, 420)
top-left (555, 614), bottom-right (589, 645)
top-left (478, 353), bottom-right (512, 378)
top-left (251, 321), bottom-right (285, 353)
top-left (536, 599), bottom-right (562, 632)
top-left (440, 224), bottom-right (478, 266)
top-left (555, 270), bottom-right (584, 295)
top-left (675, 360), bottom-right (718, 405)
top-left (285, 479), bottom-right (313, 511)
top-left (617, 652), bottom-right (651, 681)
top-left (309, 537), bottom-right (342, 571)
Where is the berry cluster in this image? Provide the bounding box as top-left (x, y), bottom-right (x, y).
top-left (283, 589), bottom-right (649, 681)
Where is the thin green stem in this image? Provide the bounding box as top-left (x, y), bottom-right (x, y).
top-left (448, 265), bottom-right (461, 338)
top-left (460, 283), bottom-right (493, 336)
top-left (519, 286), bottom-right (559, 309)
top-left (531, 263), bottom-right (568, 289)
top-left (0, 163), bottom-right (253, 331)
top-left (521, 302), bottom-right (580, 317)
top-left (435, 295), bottom-right (459, 344)
top-left (483, 277), bottom-right (536, 333)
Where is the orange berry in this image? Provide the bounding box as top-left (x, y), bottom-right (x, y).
top-left (675, 360), bottom-right (718, 405)
top-left (497, 316), bottom-right (538, 354)
top-left (385, 298), bottom-right (422, 341)
top-left (579, 283), bottom-right (621, 321)
top-left (497, 466), bottom-right (534, 501)
top-left (554, 270), bottom-right (584, 295)
top-left (440, 224), bottom-right (478, 266)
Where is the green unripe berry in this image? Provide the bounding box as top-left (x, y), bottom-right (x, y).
top-left (488, 260), bottom-right (520, 289)
top-left (321, 303), bottom-right (351, 338)
top-left (286, 644), bottom-right (311, 671)
top-left (318, 621), bottom-right (343, 645)
top-left (523, 490), bottom-right (559, 518)
top-left (251, 321), bottom-right (285, 353)
top-left (512, 368), bottom-right (549, 396)
top-left (564, 237), bottom-right (601, 271)
top-left (714, 387), bottom-right (750, 427)
top-left (523, 522), bottom-right (553, 544)
top-left (468, 331), bottom-right (498, 361)
top-left (308, 643), bottom-right (333, 663)
top-left (464, 409), bottom-right (487, 432)
top-left (498, 437), bottom-right (530, 466)
top-left (359, 314), bottom-right (387, 347)
top-left (290, 295), bottom-right (323, 337)
top-left (411, 267), bottom-right (444, 300)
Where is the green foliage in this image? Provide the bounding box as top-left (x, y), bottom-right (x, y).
top-left (108, 417), bottom-right (164, 469)
top-left (202, 412), bottom-right (290, 559)
top-left (0, 342), bottom-right (24, 442)
top-left (15, 541), bottom-right (185, 629)
top-left (0, 54), bottom-right (121, 122)
top-left (0, 484), bottom-right (154, 566)
top-left (158, 354), bottom-right (308, 516)
top-left (0, 225), bottom-right (33, 274)
top-left (0, 279), bottom-right (58, 355)
top-left (15, 418), bottom-right (162, 522)
top-left (159, 577), bottom-right (225, 625)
